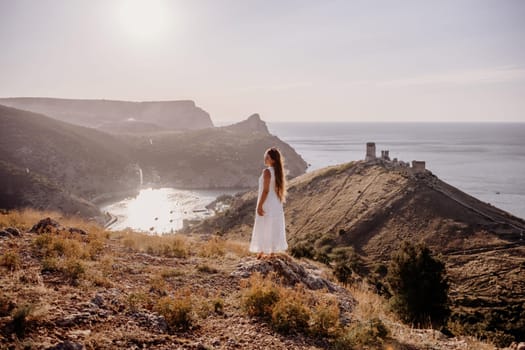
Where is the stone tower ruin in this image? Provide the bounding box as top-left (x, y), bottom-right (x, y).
top-left (365, 142), bottom-right (376, 161)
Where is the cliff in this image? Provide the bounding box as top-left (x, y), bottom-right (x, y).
top-left (190, 159), bottom-right (525, 343)
top-left (0, 105), bottom-right (139, 219)
top-left (0, 97), bottom-right (213, 131)
top-left (120, 113), bottom-right (307, 188)
top-left (0, 104), bottom-right (307, 218)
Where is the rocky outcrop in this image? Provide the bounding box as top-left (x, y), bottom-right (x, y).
top-left (0, 97), bottom-right (213, 131)
top-left (128, 113), bottom-right (307, 188)
top-left (221, 113), bottom-right (269, 134)
top-left (232, 256), bottom-right (343, 292)
top-left (29, 217), bottom-right (87, 235)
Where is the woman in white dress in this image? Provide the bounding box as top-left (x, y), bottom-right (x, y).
top-left (249, 147), bottom-right (288, 259)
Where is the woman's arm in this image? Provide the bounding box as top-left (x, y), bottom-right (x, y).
top-left (257, 169), bottom-right (271, 216)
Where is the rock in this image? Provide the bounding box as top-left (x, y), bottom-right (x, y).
top-left (91, 294), bottom-right (104, 308)
top-left (68, 227), bottom-right (87, 235)
top-left (129, 311), bottom-right (168, 333)
top-left (0, 227), bottom-right (22, 238)
top-left (55, 312), bottom-right (93, 327)
top-left (232, 256), bottom-right (342, 292)
top-left (30, 217), bottom-right (62, 234)
top-left (0, 230), bottom-right (12, 238)
top-left (46, 340), bottom-right (84, 350)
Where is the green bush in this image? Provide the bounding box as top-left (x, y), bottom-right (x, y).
top-left (330, 247), bottom-right (364, 285)
top-left (387, 241), bottom-right (449, 327)
top-left (289, 242), bottom-right (315, 259)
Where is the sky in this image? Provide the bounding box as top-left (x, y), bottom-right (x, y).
top-left (0, 0), bottom-right (524, 123)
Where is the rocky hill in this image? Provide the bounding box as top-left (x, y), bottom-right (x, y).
top-left (0, 97), bottom-right (213, 132)
top-left (0, 210), bottom-right (502, 349)
top-left (0, 104), bottom-right (306, 220)
top-left (190, 158), bottom-right (525, 344)
top-left (0, 105), bottom-right (139, 218)
top-left (118, 113), bottom-right (307, 188)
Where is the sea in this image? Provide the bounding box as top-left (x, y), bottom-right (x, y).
top-left (103, 122), bottom-right (525, 233)
top-left (268, 122), bottom-right (525, 220)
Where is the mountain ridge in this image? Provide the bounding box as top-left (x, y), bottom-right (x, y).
top-left (0, 97), bottom-right (213, 131)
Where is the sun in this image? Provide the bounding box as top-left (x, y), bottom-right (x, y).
top-left (116, 0), bottom-right (172, 42)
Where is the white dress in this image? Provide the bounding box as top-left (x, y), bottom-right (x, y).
top-left (249, 166), bottom-right (288, 253)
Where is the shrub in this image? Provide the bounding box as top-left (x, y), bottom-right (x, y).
top-left (155, 290), bottom-right (193, 331)
top-left (242, 272), bottom-right (280, 319)
top-left (271, 287), bottom-right (311, 334)
top-left (213, 298), bottom-right (224, 315)
top-left (198, 236), bottom-right (226, 257)
top-left (62, 259), bottom-right (85, 284)
top-left (330, 247), bottom-right (364, 285)
top-left (0, 294), bottom-right (15, 317)
top-left (289, 241), bottom-right (315, 259)
top-left (334, 318), bottom-right (389, 348)
top-left (128, 292), bottom-right (152, 312)
top-left (309, 296), bottom-right (341, 338)
top-left (41, 257), bottom-right (59, 273)
top-left (387, 241), bottom-right (449, 327)
top-left (0, 250), bottom-right (21, 271)
top-left (196, 264), bottom-right (218, 274)
top-left (11, 304), bottom-right (33, 338)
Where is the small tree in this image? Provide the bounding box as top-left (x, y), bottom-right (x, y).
top-left (387, 241), bottom-right (449, 327)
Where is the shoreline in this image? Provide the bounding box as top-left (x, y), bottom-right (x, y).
top-left (98, 187), bottom-right (240, 234)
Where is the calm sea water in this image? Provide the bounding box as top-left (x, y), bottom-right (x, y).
top-left (268, 122), bottom-right (525, 220)
top-left (102, 188), bottom-right (240, 234)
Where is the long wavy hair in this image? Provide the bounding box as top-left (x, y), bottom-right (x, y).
top-left (266, 147), bottom-right (287, 203)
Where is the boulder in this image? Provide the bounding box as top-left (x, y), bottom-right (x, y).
top-left (232, 255), bottom-right (342, 292)
top-left (30, 217), bottom-right (62, 234)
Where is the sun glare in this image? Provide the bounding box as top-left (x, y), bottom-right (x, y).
top-left (116, 0), bottom-right (172, 42)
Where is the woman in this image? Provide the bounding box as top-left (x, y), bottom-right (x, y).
top-left (249, 147), bottom-right (288, 258)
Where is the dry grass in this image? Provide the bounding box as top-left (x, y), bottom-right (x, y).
top-left (0, 249), bottom-right (21, 271)
top-left (347, 282), bottom-right (497, 350)
top-left (0, 208), bottom-right (107, 238)
top-left (0, 209), bottom-right (500, 349)
top-left (154, 288), bottom-right (194, 331)
top-left (114, 229), bottom-right (189, 258)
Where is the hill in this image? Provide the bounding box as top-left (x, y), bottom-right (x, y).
top-left (190, 158), bottom-right (525, 344)
top-left (117, 113), bottom-right (307, 188)
top-left (0, 97), bottom-right (213, 132)
top-left (0, 105), bottom-right (307, 219)
top-left (0, 210), bottom-right (498, 349)
top-left (0, 105), bottom-right (139, 218)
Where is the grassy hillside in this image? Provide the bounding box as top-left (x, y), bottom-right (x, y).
top-left (0, 209), bottom-right (496, 349)
top-left (190, 160), bottom-right (525, 345)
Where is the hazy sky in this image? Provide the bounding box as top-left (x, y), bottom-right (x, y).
top-left (1, 0), bottom-right (524, 123)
